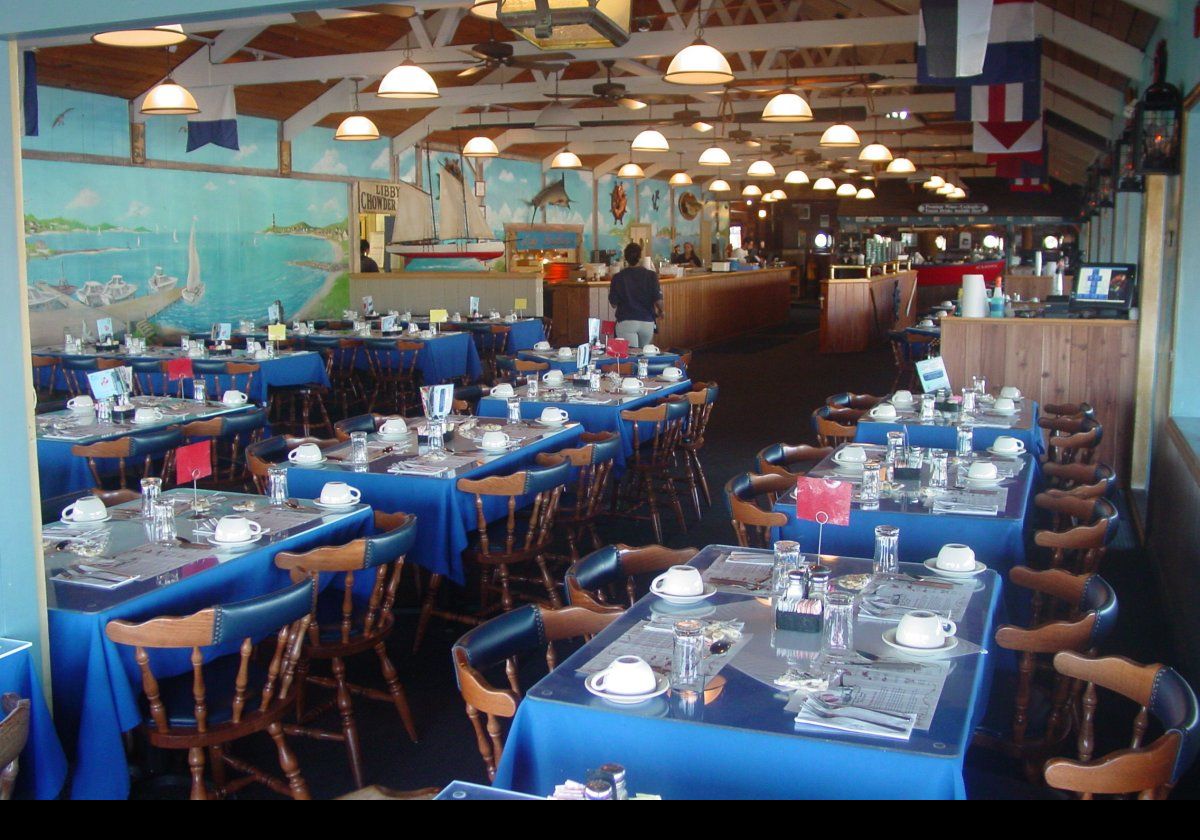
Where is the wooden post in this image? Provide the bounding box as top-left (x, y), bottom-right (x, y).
top-left (1131, 174), bottom-right (1170, 489)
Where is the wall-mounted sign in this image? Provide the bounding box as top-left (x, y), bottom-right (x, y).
top-left (513, 229), bottom-right (579, 251)
top-left (919, 203), bottom-right (989, 215)
top-left (355, 180), bottom-right (415, 214)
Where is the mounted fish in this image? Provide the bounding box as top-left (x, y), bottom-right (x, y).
top-left (610, 182), bottom-right (628, 223)
top-left (678, 191), bottom-right (701, 221)
top-left (528, 176), bottom-right (572, 223)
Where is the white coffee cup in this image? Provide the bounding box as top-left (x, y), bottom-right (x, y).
top-left (214, 515), bottom-right (263, 543)
top-left (661, 366), bottom-right (684, 381)
top-left (419, 330), bottom-right (434, 339)
top-left (490, 383), bottom-right (514, 398)
top-left (642, 343), bottom-right (660, 355)
top-left (893, 389), bottom-right (914, 404)
top-left (319, 482), bottom-right (361, 506)
top-left (967, 461), bottom-right (999, 482)
top-left (837, 445), bottom-right (868, 464)
top-left (919, 319), bottom-right (935, 327)
top-left (67, 395), bottom-right (94, 412)
top-left (222, 390), bottom-right (248, 405)
top-left (253, 349), bottom-right (270, 360)
top-left (288, 443), bottom-right (324, 464)
top-left (895, 610), bottom-right (958, 649)
top-left (379, 418), bottom-right (408, 436)
top-left (543, 370), bottom-right (565, 386)
top-left (556, 346), bottom-right (574, 358)
top-left (870, 403), bottom-right (898, 420)
top-left (999, 386), bottom-right (1022, 400)
top-left (993, 397), bottom-right (1017, 413)
top-left (533, 341), bottom-right (552, 351)
top-left (651, 565), bottom-right (705, 597)
top-left (592, 655), bottom-right (658, 696)
top-left (621, 377), bottom-right (644, 393)
top-left (936, 544), bottom-right (977, 572)
top-left (133, 407), bottom-right (165, 424)
top-left (481, 431), bottom-right (511, 451)
top-left (540, 407), bottom-right (569, 425)
top-left (62, 495), bottom-right (107, 523)
top-left (992, 436), bottom-right (1025, 455)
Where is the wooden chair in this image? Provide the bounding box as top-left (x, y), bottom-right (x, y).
top-left (613, 399), bottom-right (689, 543)
top-left (413, 458), bottom-right (573, 652)
top-left (0, 694), bottom-right (30, 801)
top-left (724, 472), bottom-right (793, 548)
top-left (1044, 652), bottom-right (1200, 800)
top-left (1033, 496), bottom-right (1119, 575)
top-left (565, 544), bottom-right (699, 613)
top-left (105, 580), bottom-right (317, 800)
top-left (452, 384), bottom-right (488, 415)
top-left (71, 427), bottom-right (184, 490)
top-left (826, 392), bottom-right (885, 411)
top-left (129, 359), bottom-right (175, 398)
top-left (599, 360), bottom-right (636, 376)
top-left (338, 784), bottom-right (441, 800)
top-left (180, 406), bottom-right (269, 487)
top-left (480, 325), bottom-right (511, 382)
top-left (1044, 420), bottom-right (1104, 466)
top-left (888, 330), bottom-right (937, 391)
top-left (451, 605), bottom-right (620, 781)
top-left (364, 339), bottom-right (422, 416)
top-left (975, 567), bottom-right (1119, 778)
top-left (1042, 462), bottom-right (1117, 500)
top-left (333, 413), bottom-right (389, 442)
top-left (306, 336), bottom-right (364, 420)
top-left (191, 360), bottom-right (260, 403)
top-left (540, 317), bottom-right (554, 345)
top-left (494, 356), bottom-right (548, 385)
top-left (60, 356), bottom-right (124, 397)
top-left (274, 512), bottom-right (419, 789)
top-left (812, 406), bottom-right (858, 447)
top-left (245, 435), bottom-right (338, 493)
top-left (32, 355), bottom-right (60, 400)
top-left (1043, 402), bottom-right (1096, 420)
top-left (536, 432), bottom-right (621, 562)
top-left (675, 382), bottom-right (718, 518)
top-left (756, 443), bottom-right (834, 477)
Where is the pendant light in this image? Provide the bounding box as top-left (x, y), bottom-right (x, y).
top-left (708, 178), bottom-right (731, 192)
top-left (378, 39), bottom-right (440, 99)
top-left (855, 187), bottom-right (876, 200)
top-left (949, 187), bottom-right (966, 199)
top-left (664, 7), bottom-right (733, 85)
top-left (762, 92), bottom-right (813, 123)
top-left (618, 162), bottom-right (645, 179)
top-left (335, 79), bottom-right (381, 142)
top-left (551, 150), bottom-right (583, 169)
top-left (747, 160), bottom-right (776, 178)
top-left (698, 145), bottom-right (731, 166)
top-left (858, 117), bottom-right (893, 162)
top-left (925, 174), bottom-right (946, 190)
top-left (836, 182), bottom-right (858, 197)
top-left (631, 128), bottom-right (670, 152)
top-left (813, 177), bottom-right (836, 191)
top-left (692, 121), bottom-right (714, 133)
top-left (469, 0), bottom-right (499, 19)
top-left (741, 184), bottom-right (762, 197)
top-left (887, 156), bottom-right (916, 174)
top-left (762, 193), bottom-right (777, 203)
top-left (93, 23), bottom-right (186, 48)
top-left (784, 167), bottom-right (809, 185)
top-left (534, 72), bottom-right (579, 131)
top-left (770, 189), bottom-right (787, 200)
top-left (462, 135), bottom-right (499, 157)
top-left (141, 48), bottom-right (199, 115)
top-left (820, 123), bottom-right (861, 148)
top-left (669, 153), bottom-right (692, 186)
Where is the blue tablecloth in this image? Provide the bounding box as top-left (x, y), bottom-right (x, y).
top-left (47, 501), bottom-right (372, 799)
top-left (412, 333), bottom-right (482, 384)
top-left (494, 546), bottom-right (1002, 800)
top-left (855, 400), bottom-right (1043, 457)
top-left (477, 380), bottom-right (692, 470)
top-left (517, 350), bottom-right (681, 375)
top-left (285, 426), bottom-right (582, 585)
top-left (0, 639), bottom-right (68, 800)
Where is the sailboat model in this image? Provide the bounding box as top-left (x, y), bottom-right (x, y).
top-left (386, 160), bottom-right (504, 263)
top-left (181, 219), bottom-right (205, 304)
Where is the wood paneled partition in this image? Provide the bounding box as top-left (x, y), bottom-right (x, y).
top-left (820, 271), bottom-right (917, 353)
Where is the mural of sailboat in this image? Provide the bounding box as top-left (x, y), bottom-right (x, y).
top-left (180, 219), bottom-right (205, 304)
top-left (387, 159), bottom-right (504, 263)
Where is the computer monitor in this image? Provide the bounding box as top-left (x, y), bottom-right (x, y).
top-left (1070, 263), bottom-right (1137, 311)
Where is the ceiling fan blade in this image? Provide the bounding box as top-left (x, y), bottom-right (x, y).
top-left (291, 11), bottom-right (326, 27)
top-left (457, 64), bottom-right (486, 78)
top-left (349, 3), bottom-right (417, 18)
top-left (619, 97), bottom-right (647, 110)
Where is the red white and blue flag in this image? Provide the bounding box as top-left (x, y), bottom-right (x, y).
top-left (919, 0), bottom-right (1038, 85)
top-left (186, 86), bottom-right (239, 152)
top-left (954, 54), bottom-right (1041, 122)
top-left (973, 118), bottom-right (1043, 154)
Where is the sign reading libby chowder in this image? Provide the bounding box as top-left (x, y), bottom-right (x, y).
top-left (919, 203), bottom-right (989, 215)
top-left (356, 180), bottom-right (408, 214)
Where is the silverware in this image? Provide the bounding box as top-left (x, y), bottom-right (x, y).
top-left (806, 695), bottom-right (913, 726)
top-left (799, 703), bottom-right (909, 733)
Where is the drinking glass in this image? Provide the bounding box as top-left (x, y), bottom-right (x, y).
top-left (96, 399), bottom-right (113, 425)
top-left (885, 431), bottom-right (906, 465)
top-left (426, 420), bottom-right (445, 454)
top-left (350, 431), bottom-right (369, 465)
top-left (919, 394), bottom-right (936, 420)
top-left (267, 464), bottom-right (289, 506)
top-left (960, 387), bottom-right (977, 415)
top-left (972, 374), bottom-right (987, 396)
top-left (526, 376), bottom-right (539, 399)
top-left (671, 620), bottom-right (705, 689)
top-left (859, 460), bottom-right (882, 510)
top-left (193, 378), bottom-right (207, 404)
top-left (772, 540), bottom-right (802, 596)
top-left (956, 424), bottom-right (975, 459)
top-left (637, 357), bottom-right (649, 378)
top-left (929, 450), bottom-right (950, 490)
top-left (906, 446), bottom-right (925, 469)
top-left (822, 593), bottom-right (855, 654)
top-left (140, 477), bottom-right (162, 519)
top-left (506, 398), bottom-right (522, 423)
top-left (151, 501), bottom-right (176, 545)
top-left (873, 525), bottom-right (900, 577)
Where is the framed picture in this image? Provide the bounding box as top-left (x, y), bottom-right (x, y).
top-left (958, 232), bottom-right (973, 250)
top-left (819, 214), bottom-right (830, 227)
top-left (474, 181), bottom-right (487, 198)
top-left (795, 204), bottom-right (811, 221)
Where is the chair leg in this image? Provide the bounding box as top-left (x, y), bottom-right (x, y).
top-left (208, 745), bottom-right (227, 794)
top-left (692, 451), bottom-right (712, 508)
top-left (188, 746), bottom-right (208, 800)
top-left (331, 656), bottom-right (365, 790)
top-left (413, 573), bottom-right (444, 653)
top-left (497, 564), bottom-right (514, 612)
top-left (535, 555), bottom-right (562, 608)
top-left (643, 472), bottom-right (663, 543)
top-left (266, 721), bottom-right (310, 800)
top-left (374, 642), bottom-right (419, 743)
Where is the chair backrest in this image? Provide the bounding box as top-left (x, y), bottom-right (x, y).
top-left (0, 694), bottom-right (30, 801)
top-left (334, 413), bottom-right (387, 441)
top-left (811, 406), bottom-right (858, 447)
top-left (756, 442), bottom-right (834, 477)
top-left (452, 385), bottom-right (486, 414)
top-left (599, 360), bottom-right (636, 376)
top-left (451, 605), bottom-right (620, 780)
top-left (536, 432), bottom-right (621, 525)
top-left (1045, 652), bottom-right (1200, 799)
top-left (105, 580), bottom-right (315, 735)
top-left (457, 458), bottom-right (572, 560)
top-left (181, 405), bottom-right (268, 441)
top-left (1034, 496), bottom-right (1119, 574)
top-left (275, 512), bottom-right (417, 645)
top-left (1043, 402), bottom-right (1096, 419)
top-left (681, 382), bottom-right (718, 449)
top-left (246, 435), bottom-right (337, 491)
top-left (826, 392), bottom-right (884, 411)
top-left (565, 543), bottom-right (700, 611)
top-left (725, 472), bottom-right (792, 548)
top-left (129, 359), bottom-right (175, 397)
top-left (223, 362), bottom-right (260, 396)
top-left (1045, 419), bottom-right (1104, 465)
top-left (1043, 462), bottom-right (1117, 499)
top-left (622, 399), bottom-right (688, 466)
top-left (365, 339), bottom-right (421, 378)
top-left (72, 427), bottom-right (185, 490)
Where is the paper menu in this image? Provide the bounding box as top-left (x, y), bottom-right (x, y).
top-left (575, 343), bottom-right (591, 370)
top-left (380, 315), bottom-right (398, 333)
top-left (915, 356), bottom-right (951, 394)
top-left (361, 295), bottom-right (375, 314)
top-left (87, 366), bottom-right (129, 400)
top-left (267, 324), bottom-right (287, 341)
top-left (214, 322), bottom-right (232, 341)
top-left (268, 303), bottom-right (281, 323)
top-left (587, 317), bottom-right (601, 343)
top-left (784, 662), bottom-right (949, 731)
top-left (514, 298), bottom-right (528, 311)
top-left (469, 296), bottom-right (480, 315)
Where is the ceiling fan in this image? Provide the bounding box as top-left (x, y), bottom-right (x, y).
top-left (457, 32), bottom-right (575, 78)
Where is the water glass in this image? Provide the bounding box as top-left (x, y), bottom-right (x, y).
top-left (267, 464), bottom-right (289, 506)
top-left (873, 525), bottom-right (900, 577)
top-left (822, 593), bottom-right (855, 654)
top-left (96, 399), bottom-right (113, 425)
top-left (350, 431), bottom-right (369, 465)
top-left (920, 394), bottom-right (936, 420)
top-left (151, 501), bottom-right (176, 545)
top-left (426, 420), bottom-right (445, 453)
top-left (526, 375), bottom-right (539, 399)
top-left (506, 397), bottom-right (522, 423)
top-left (266, 341), bottom-right (277, 359)
top-left (906, 446), bottom-right (925, 470)
top-left (956, 424), bottom-right (975, 458)
top-left (972, 374), bottom-right (987, 396)
top-left (961, 387), bottom-right (977, 415)
top-left (193, 378), bottom-right (207, 404)
top-left (671, 619), bottom-right (705, 689)
top-left (929, 450), bottom-right (950, 490)
top-left (637, 357), bottom-right (649, 378)
top-left (885, 431), bottom-right (906, 465)
top-left (139, 477), bottom-right (162, 519)
top-left (859, 460), bottom-right (882, 510)
top-left (772, 540), bottom-right (802, 595)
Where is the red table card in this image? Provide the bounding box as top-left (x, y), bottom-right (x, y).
top-left (164, 358), bottom-right (194, 381)
top-left (795, 476), bottom-right (852, 526)
top-left (600, 320), bottom-right (616, 339)
top-left (607, 338), bottom-right (629, 358)
top-left (175, 440), bottom-right (213, 485)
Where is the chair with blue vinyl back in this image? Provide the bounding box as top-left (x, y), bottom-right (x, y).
top-left (104, 579), bottom-right (317, 800)
top-left (536, 432), bottom-right (622, 560)
top-left (812, 405), bottom-right (859, 447)
top-left (129, 358), bottom-right (175, 397)
top-left (364, 339), bottom-right (422, 416)
top-left (565, 543), bottom-right (699, 613)
top-left (756, 442), bottom-right (835, 478)
top-left (0, 693), bottom-right (30, 801)
top-left (274, 511), bottom-right (419, 789)
top-left (494, 355), bottom-right (547, 385)
top-left (826, 392), bottom-right (885, 412)
top-left (333, 413), bottom-right (388, 441)
top-left (975, 567), bottom-right (1119, 778)
top-left (481, 325), bottom-right (511, 381)
top-left (60, 356), bottom-right (123, 397)
top-left (1045, 652), bottom-right (1199, 799)
top-left (724, 471), bottom-right (793, 548)
top-left (413, 458), bottom-right (573, 653)
top-left (306, 335), bottom-right (364, 419)
top-left (1042, 417), bottom-right (1104, 466)
top-left (71, 426), bottom-right (185, 490)
top-left (1033, 495), bottom-right (1120, 575)
top-left (32, 355), bottom-right (59, 401)
top-left (180, 406), bottom-right (269, 487)
top-left (615, 399), bottom-right (689, 542)
top-left (1042, 462), bottom-right (1118, 500)
top-left (245, 434), bottom-right (338, 494)
top-left (451, 605), bottom-right (620, 781)
top-left (453, 384), bottom-right (488, 414)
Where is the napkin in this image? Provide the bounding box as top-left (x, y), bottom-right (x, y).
top-left (794, 702), bottom-right (916, 740)
top-left (931, 499), bottom-right (999, 516)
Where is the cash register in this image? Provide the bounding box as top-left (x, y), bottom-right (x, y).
top-left (1067, 262), bottom-right (1137, 320)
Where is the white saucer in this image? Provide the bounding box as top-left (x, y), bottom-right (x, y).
top-left (658, 375), bottom-right (684, 383)
top-left (832, 454), bottom-right (868, 470)
top-left (222, 400), bottom-right (248, 408)
top-left (377, 431), bottom-right (410, 442)
top-left (584, 672), bottom-right (670, 705)
top-left (963, 477), bottom-right (1005, 489)
top-left (985, 408), bottom-right (1018, 417)
top-left (536, 419), bottom-right (566, 428)
top-left (882, 629), bottom-right (959, 656)
top-left (60, 513), bottom-right (111, 526)
top-left (480, 445), bottom-right (509, 455)
top-left (289, 456), bottom-right (327, 467)
top-left (314, 499), bottom-right (359, 510)
top-left (986, 446), bottom-right (1025, 459)
top-left (650, 582), bottom-right (717, 606)
top-left (621, 387), bottom-right (646, 395)
top-left (868, 410), bottom-right (899, 421)
top-left (131, 417), bottom-right (166, 425)
top-left (650, 600), bottom-right (717, 620)
top-left (206, 534), bottom-right (262, 550)
top-left (923, 558), bottom-right (988, 578)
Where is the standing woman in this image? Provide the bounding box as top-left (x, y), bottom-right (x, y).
top-left (608, 242), bottom-right (663, 349)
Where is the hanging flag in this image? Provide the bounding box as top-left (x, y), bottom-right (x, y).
top-left (918, 0), bottom-right (995, 79)
top-left (186, 86), bottom-right (239, 152)
top-left (973, 119), bottom-right (1043, 154)
top-left (920, 0), bottom-right (1037, 85)
top-left (22, 50), bottom-right (37, 137)
top-left (1010, 178), bottom-right (1051, 193)
top-left (1008, 152), bottom-right (1050, 191)
top-left (987, 149), bottom-right (1044, 173)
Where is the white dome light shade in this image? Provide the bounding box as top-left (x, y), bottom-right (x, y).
top-left (698, 146), bottom-right (731, 166)
top-left (335, 114), bottom-right (381, 142)
top-left (617, 162), bottom-right (645, 179)
top-left (550, 150), bottom-right (583, 169)
top-left (93, 23), bottom-right (186, 47)
top-left (708, 179), bottom-right (731, 192)
top-left (855, 187), bottom-right (876, 200)
top-left (926, 174), bottom-right (946, 189)
top-left (669, 171), bottom-right (693, 186)
top-left (741, 184), bottom-right (763, 196)
top-left (378, 60), bottom-right (440, 99)
top-left (664, 39), bottom-right (734, 85)
top-left (784, 169), bottom-right (809, 185)
top-left (886, 156), bottom-right (916, 174)
top-left (770, 189), bottom-right (787, 200)
top-left (691, 121), bottom-right (714, 133)
top-left (534, 102), bottom-right (581, 131)
top-left (469, 0), bottom-right (499, 19)
top-left (141, 81), bottom-right (199, 115)
top-left (949, 187), bottom-right (966, 199)
top-left (937, 183), bottom-right (954, 195)
top-left (761, 92), bottom-right (813, 122)
top-left (631, 129), bottom-right (670, 152)
top-left (746, 159), bottom-right (776, 178)
top-left (462, 135), bottom-right (500, 157)
top-left (813, 177), bottom-right (836, 191)
top-left (820, 123), bottom-right (861, 148)
top-left (983, 234), bottom-right (1001, 248)
top-left (858, 142), bottom-right (893, 162)
top-left (762, 193), bottom-right (777, 203)
top-left (836, 182), bottom-right (858, 197)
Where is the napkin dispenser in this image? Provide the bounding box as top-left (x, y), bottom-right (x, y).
top-left (711, 261), bottom-right (732, 272)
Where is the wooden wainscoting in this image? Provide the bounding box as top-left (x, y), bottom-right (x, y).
top-left (820, 271), bottom-right (917, 354)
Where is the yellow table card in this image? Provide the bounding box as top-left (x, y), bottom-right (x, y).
top-left (515, 298), bottom-right (528, 311)
top-left (429, 308), bottom-right (449, 324)
top-left (267, 324), bottom-right (287, 341)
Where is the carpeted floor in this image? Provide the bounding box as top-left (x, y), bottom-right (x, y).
top-left (131, 303), bottom-right (1195, 800)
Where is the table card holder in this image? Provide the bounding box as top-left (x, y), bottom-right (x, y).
top-left (268, 303), bottom-right (281, 324)
top-left (515, 298), bottom-right (528, 317)
top-left (608, 338), bottom-right (630, 359)
top-left (575, 343), bottom-right (591, 373)
top-left (362, 295), bottom-right (375, 316)
top-left (267, 323), bottom-right (287, 343)
top-left (795, 476), bottom-right (852, 555)
top-left (915, 356), bottom-right (951, 394)
top-left (469, 296), bottom-right (480, 318)
top-left (176, 440), bottom-right (213, 518)
top-left (215, 322), bottom-right (232, 342)
top-left (380, 314), bottom-right (398, 333)
top-left (96, 317), bottom-right (114, 342)
top-left (588, 317), bottom-right (601, 346)
top-left (165, 357), bottom-right (194, 381)
top-left (87, 366), bottom-right (131, 401)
